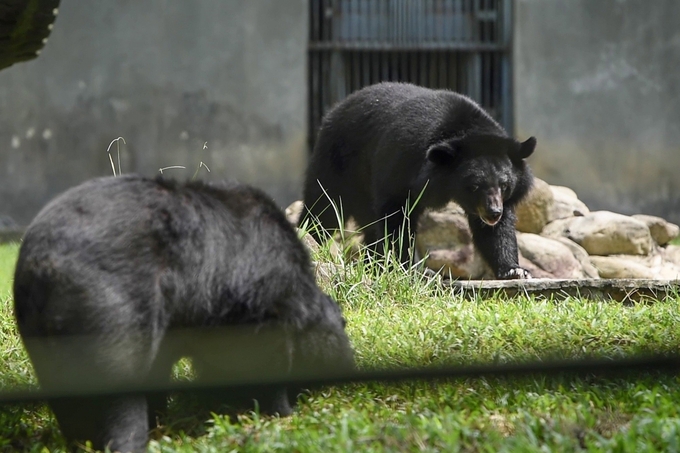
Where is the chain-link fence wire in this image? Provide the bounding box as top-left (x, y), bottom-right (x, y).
top-left (0, 328), bottom-right (677, 406)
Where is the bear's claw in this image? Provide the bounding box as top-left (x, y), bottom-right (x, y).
top-left (500, 268), bottom-right (532, 280)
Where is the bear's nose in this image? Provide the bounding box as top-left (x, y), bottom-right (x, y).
top-left (479, 207), bottom-right (503, 226)
top-left (488, 207), bottom-right (502, 221)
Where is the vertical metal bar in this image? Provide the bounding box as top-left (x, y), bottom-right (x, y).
top-left (321, 0), bottom-right (327, 41)
top-left (389, 50), bottom-right (397, 81)
top-left (381, 0), bottom-right (387, 44)
top-left (412, 1), bottom-right (426, 45)
top-left (454, 0), bottom-right (462, 42)
top-left (356, 0), bottom-right (361, 42)
top-left (371, 50), bottom-right (379, 84)
top-left (381, 49), bottom-right (388, 81)
top-left (360, 0), bottom-right (367, 41)
top-left (427, 0), bottom-right (433, 42)
top-left (310, 0), bottom-right (318, 42)
top-left (398, 0), bottom-right (404, 46)
top-left (501, 0), bottom-right (513, 132)
top-left (308, 51), bottom-right (315, 148)
top-left (495, 51), bottom-right (501, 116)
top-left (354, 51), bottom-right (361, 92)
top-left (362, 51), bottom-right (370, 87)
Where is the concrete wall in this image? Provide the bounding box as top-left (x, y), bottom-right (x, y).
top-left (514, 0), bottom-right (680, 223)
top-left (0, 0), bottom-right (308, 226)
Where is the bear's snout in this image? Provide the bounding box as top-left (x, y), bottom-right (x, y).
top-left (478, 188), bottom-right (504, 226)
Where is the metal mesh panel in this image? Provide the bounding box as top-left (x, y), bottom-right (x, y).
top-left (309, 0), bottom-right (513, 147)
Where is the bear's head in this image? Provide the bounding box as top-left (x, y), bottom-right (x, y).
top-left (424, 134), bottom-right (536, 225)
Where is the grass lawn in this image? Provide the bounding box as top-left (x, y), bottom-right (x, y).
top-left (1, 240), bottom-right (680, 452)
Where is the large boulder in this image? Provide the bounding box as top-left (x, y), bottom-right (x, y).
top-left (285, 200), bottom-right (304, 225)
top-left (553, 237), bottom-right (599, 278)
top-left (542, 211), bottom-right (655, 256)
top-left (589, 256), bottom-right (656, 279)
top-left (518, 254), bottom-right (553, 279)
top-left (548, 185), bottom-right (590, 221)
top-left (590, 254), bottom-right (680, 279)
top-left (515, 178), bottom-right (553, 234)
top-left (663, 245), bottom-right (680, 267)
top-left (416, 204), bottom-right (492, 279)
top-left (631, 215), bottom-right (680, 246)
top-left (516, 233), bottom-right (585, 279)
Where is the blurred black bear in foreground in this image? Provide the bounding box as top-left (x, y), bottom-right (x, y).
top-left (13, 175), bottom-right (354, 453)
top-left (301, 82), bottom-right (536, 279)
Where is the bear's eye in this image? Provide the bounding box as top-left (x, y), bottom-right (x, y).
top-left (467, 184), bottom-right (479, 192)
top-left (500, 182), bottom-right (508, 192)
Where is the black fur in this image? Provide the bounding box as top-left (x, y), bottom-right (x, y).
top-left (13, 175), bottom-right (354, 452)
top-left (300, 82), bottom-right (536, 279)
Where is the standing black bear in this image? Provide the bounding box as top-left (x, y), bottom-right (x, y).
top-left (300, 82), bottom-right (536, 279)
top-left (13, 175), bottom-right (354, 453)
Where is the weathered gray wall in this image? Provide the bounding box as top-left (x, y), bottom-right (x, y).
top-left (514, 0), bottom-right (680, 223)
top-left (0, 0), bottom-right (308, 226)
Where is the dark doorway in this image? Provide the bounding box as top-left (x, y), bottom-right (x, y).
top-left (308, 0), bottom-right (513, 148)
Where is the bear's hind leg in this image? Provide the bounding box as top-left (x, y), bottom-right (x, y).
top-left (25, 332), bottom-right (154, 453)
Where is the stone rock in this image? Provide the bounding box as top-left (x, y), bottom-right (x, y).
top-left (313, 261), bottom-right (339, 286)
top-left (541, 217), bottom-right (576, 240)
top-left (516, 233), bottom-right (585, 279)
top-left (425, 248), bottom-right (494, 279)
top-left (416, 203), bottom-right (468, 248)
top-left (548, 185), bottom-right (590, 221)
top-left (285, 200), bottom-right (304, 225)
top-left (541, 211), bottom-right (654, 256)
top-left (416, 203), bottom-right (492, 279)
top-left (518, 254), bottom-right (553, 279)
top-left (631, 214), bottom-right (680, 246)
top-left (589, 256), bottom-right (654, 279)
top-left (299, 231), bottom-right (320, 255)
top-left (329, 232), bottom-right (364, 262)
top-left (662, 245), bottom-right (680, 267)
top-left (554, 237), bottom-right (600, 278)
top-left (590, 256), bottom-right (662, 279)
top-left (290, 202), bottom-right (364, 262)
top-left (599, 252), bottom-right (680, 280)
top-left (653, 265), bottom-right (680, 280)
top-left (515, 178), bottom-right (553, 234)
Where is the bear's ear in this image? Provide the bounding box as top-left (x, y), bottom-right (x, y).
top-left (511, 136), bottom-right (536, 161)
top-left (426, 142), bottom-right (457, 166)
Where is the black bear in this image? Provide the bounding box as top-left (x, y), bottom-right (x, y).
top-left (300, 82), bottom-right (536, 279)
top-left (13, 175), bottom-right (354, 453)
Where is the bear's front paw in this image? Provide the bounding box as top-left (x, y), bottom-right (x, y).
top-left (499, 268), bottom-right (532, 280)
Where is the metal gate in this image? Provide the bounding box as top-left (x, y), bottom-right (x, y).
top-left (308, 0), bottom-right (513, 147)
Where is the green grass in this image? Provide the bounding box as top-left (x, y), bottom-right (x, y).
top-left (1, 240), bottom-right (680, 452)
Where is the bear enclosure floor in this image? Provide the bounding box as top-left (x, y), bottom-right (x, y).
top-left (446, 278), bottom-right (680, 303)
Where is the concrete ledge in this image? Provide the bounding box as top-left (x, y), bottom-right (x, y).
top-left (0, 229), bottom-right (23, 244)
top-left (446, 278), bottom-right (680, 303)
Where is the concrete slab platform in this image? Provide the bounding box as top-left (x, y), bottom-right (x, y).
top-left (446, 278), bottom-right (680, 303)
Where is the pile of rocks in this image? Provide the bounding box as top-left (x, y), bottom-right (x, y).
top-left (417, 178), bottom-right (680, 279)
